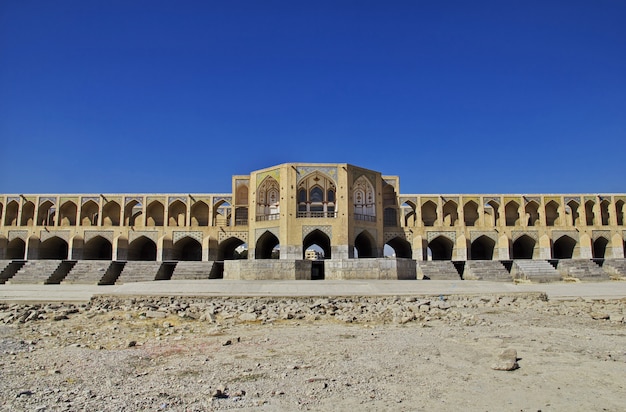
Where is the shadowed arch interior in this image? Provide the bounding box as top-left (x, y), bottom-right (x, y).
top-left (7, 238), bottom-right (26, 259)
top-left (354, 231), bottom-right (376, 258)
top-left (39, 237), bottom-right (68, 259)
top-left (428, 235), bottom-right (453, 260)
top-left (470, 235), bottom-right (495, 260)
top-left (512, 235), bottom-right (535, 259)
top-left (592, 237), bottom-right (608, 259)
top-left (102, 201), bottom-right (120, 226)
top-left (172, 237), bottom-right (202, 261)
top-left (385, 236), bottom-right (412, 259)
top-left (553, 235), bottom-right (576, 259)
top-left (127, 236), bottom-right (157, 261)
top-left (303, 230), bottom-right (331, 259)
top-left (256, 231), bottom-right (280, 259)
top-left (83, 236), bottom-right (113, 260)
top-left (218, 237), bottom-right (246, 260)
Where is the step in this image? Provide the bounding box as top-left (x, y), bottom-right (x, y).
top-left (601, 259), bottom-right (626, 279)
top-left (464, 260), bottom-right (512, 282)
top-left (511, 260), bottom-right (561, 283)
top-left (171, 261), bottom-right (217, 280)
top-left (115, 261), bottom-right (176, 284)
top-left (8, 260), bottom-right (75, 284)
top-left (556, 259), bottom-right (610, 281)
top-left (417, 261), bottom-right (461, 280)
top-left (63, 260), bottom-right (114, 284)
top-left (0, 260), bottom-right (26, 284)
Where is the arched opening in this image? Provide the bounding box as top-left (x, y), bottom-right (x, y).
top-left (428, 236), bottom-right (453, 260)
top-left (615, 200), bottom-right (624, 226)
top-left (297, 172), bottom-right (337, 218)
top-left (20, 201), bottom-right (35, 226)
top-left (172, 237), bottom-right (202, 261)
top-left (256, 231), bottom-right (280, 259)
top-left (236, 184), bottom-right (249, 205)
top-left (592, 237), bottom-right (608, 259)
top-left (505, 201), bottom-right (519, 226)
top-left (402, 201), bottom-right (416, 226)
top-left (303, 230), bottom-right (331, 259)
top-left (421, 201), bottom-right (437, 226)
top-left (214, 200), bottom-right (232, 226)
top-left (383, 207), bottom-right (398, 227)
top-left (512, 235), bottom-right (535, 259)
top-left (257, 176), bottom-right (280, 220)
top-left (218, 237), bottom-right (246, 260)
top-left (525, 201), bottom-right (539, 227)
top-left (102, 201), bottom-right (120, 226)
top-left (190, 201), bottom-right (209, 226)
top-left (234, 207), bottom-right (248, 226)
top-left (124, 200), bottom-right (143, 226)
top-left (463, 201), bottom-right (479, 226)
top-left (470, 235), bottom-right (495, 260)
top-left (127, 236), bottom-right (157, 261)
top-left (566, 200), bottom-right (580, 226)
top-left (442, 201), bottom-right (458, 226)
top-left (385, 237), bottom-right (412, 259)
top-left (6, 238), bottom-right (26, 259)
top-left (600, 200), bottom-right (610, 226)
top-left (83, 236), bottom-right (113, 260)
top-left (168, 200), bottom-right (186, 227)
top-left (484, 200), bottom-right (500, 226)
top-left (146, 201), bottom-right (164, 226)
top-left (553, 235), bottom-right (576, 259)
top-left (37, 201), bottom-right (55, 226)
top-left (4, 201), bottom-right (19, 226)
top-left (80, 200), bottom-right (99, 226)
top-left (354, 231), bottom-right (376, 258)
top-left (545, 200), bottom-right (560, 226)
top-left (585, 201), bottom-right (595, 226)
top-left (59, 201), bottom-right (77, 226)
top-left (39, 237), bottom-right (68, 259)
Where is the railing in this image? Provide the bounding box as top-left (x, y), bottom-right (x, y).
top-left (256, 213), bottom-right (280, 222)
top-left (354, 213), bottom-right (376, 222)
top-left (235, 219), bottom-right (248, 226)
top-left (297, 211), bottom-right (337, 218)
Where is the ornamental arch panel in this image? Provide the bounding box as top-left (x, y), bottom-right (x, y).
top-left (102, 201), bottom-right (121, 226)
top-left (353, 176), bottom-right (375, 218)
top-left (168, 200), bottom-right (186, 227)
top-left (80, 200), bottom-right (100, 226)
top-left (545, 200), bottom-right (560, 226)
top-left (20, 201), bottom-right (35, 226)
top-left (59, 201), bottom-right (77, 226)
top-left (421, 201), bottom-right (437, 227)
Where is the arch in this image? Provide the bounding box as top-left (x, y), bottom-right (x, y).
top-left (303, 229), bottom-right (331, 259)
top-left (463, 201), bottom-right (479, 226)
top-left (553, 235), bottom-right (576, 259)
top-left (190, 201), bottom-right (209, 226)
top-left (146, 201), bottom-right (164, 226)
top-left (257, 176), bottom-right (280, 219)
top-left (566, 200), bottom-right (580, 226)
top-left (6, 238), bottom-right (26, 259)
top-left (218, 237), bottom-right (246, 260)
top-left (615, 200), bottom-right (624, 226)
top-left (20, 201), bottom-right (35, 226)
top-left (512, 235), bottom-right (535, 259)
top-left (310, 186), bottom-right (324, 203)
top-left (255, 231), bottom-right (280, 259)
top-left (124, 200), bottom-right (143, 226)
top-left (484, 200), bottom-right (500, 226)
top-left (39, 236), bottom-right (69, 259)
top-left (585, 200), bottom-right (595, 225)
top-left (385, 236), bottom-right (412, 259)
top-left (297, 171), bottom-right (337, 217)
top-left (214, 199), bottom-right (232, 226)
top-left (353, 175), bottom-right (375, 218)
top-left (402, 201), bottom-right (416, 226)
top-left (428, 235), bottom-right (453, 260)
top-left (470, 235), bottom-right (495, 260)
top-left (354, 230), bottom-right (376, 258)
top-left (505, 201), bottom-right (519, 226)
top-left (421, 201), bottom-right (437, 227)
top-left (59, 201), bottom-right (77, 226)
top-left (172, 236), bottom-right (202, 261)
top-left (234, 207), bottom-right (248, 226)
top-left (102, 201), bottom-right (120, 226)
top-left (545, 200), bottom-right (560, 226)
top-left (383, 207), bottom-right (398, 227)
top-left (4, 200), bottom-right (19, 226)
top-left (442, 201), bottom-right (458, 226)
top-left (168, 200), bottom-right (186, 227)
top-left (382, 183), bottom-right (396, 207)
top-left (127, 236), bottom-right (157, 261)
top-left (80, 200), bottom-right (100, 226)
top-left (236, 184), bottom-right (249, 205)
top-left (37, 200), bottom-right (55, 226)
top-left (600, 200), bottom-right (610, 226)
top-left (525, 201), bottom-right (540, 227)
top-left (592, 237), bottom-right (608, 259)
top-left (83, 236), bottom-right (113, 260)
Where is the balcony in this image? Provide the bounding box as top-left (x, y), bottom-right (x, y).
top-left (297, 211), bottom-right (337, 218)
top-left (256, 214), bottom-right (280, 222)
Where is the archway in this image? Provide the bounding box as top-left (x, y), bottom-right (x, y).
top-left (354, 231), bottom-right (376, 258)
top-left (385, 237), bottom-right (412, 259)
top-left (553, 235), bottom-right (576, 259)
top-left (421, 201), bottom-right (437, 226)
top-left (39, 237), bottom-right (69, 259)
top-left (102, 201), bottom-right (120, 226)
top-left (512, 235), bottom-right (535, 259)
top-left (600, 200), bottom-right (610, 226)
top-left (303, 230), bottom-right (331, 259)
top-left (484, 200), bottom-right (500, 226)
top-left (146, 201), bottom-right (164, 226)
top-left (127, 236), bottom-right (157, 261)
top-left (168, 200), bottom-right (187, 227)
top-left (585, 201), bottom-right (595, 225)
top-left (4, 201), bottom-right (19, 226)
top-left (442, 201), bottom-right (458, 226)
top-left (124, 200), bottom-right (143, 226)
top-left (80, 200), bottom-right (99, 226)
top-left (525, 201), bottom-right (539, 226)
top-left (190, 201), bottom-right (209, 226)
top-left (218, 237), bottom-right (246, 260)
top-left (402, 201), bottom-right (416, 226)
top-left (470, 235), bottom-right (495, 260)
top-left (463, 201), bottom-right (479, 226)
top-left (37, 201), bottom-right (55, 226)
top-left (592, 237), bottom-right (608, 259)
top-left (428, 235), bottom-right (453, 260)
top-left (256, 231), bottom-right (280, 259)
top-left (6, 238), bottom-right (26, 259)
top-left (172, 237), bottom-right (202, 261)
top-left (545, 201), bottom-right (560, 226)
top-left (59, 201), bottom-right (77, 226)
top-left (83, 236), bottom-right (113, 260)
top-left (20, 202), bottom-right (35, 226)
top-left (505, 201), bottom-right (519, 226)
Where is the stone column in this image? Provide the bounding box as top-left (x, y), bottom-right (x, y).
top-left (478, 198), bottom-right (485, 227)
top-left (457, 200), bottom-right (465, 228)
top-left (0, 197), bottom-right (5, 227)
top-left (609, 197), bottom-right (619, 226)
top-left (53, 196), bottom-right (60, 226)
top-left (436, 197), bottom-right (443, 226)
top-left (186, 196), bottom-right (192, 227)
top-left (97, 197), bottom-right (104, 226)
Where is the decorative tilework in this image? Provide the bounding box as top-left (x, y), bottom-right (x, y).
top-left (40, 230), bottom-right (70, 242)
top-left (303, 225), bottom-right (332, 240)
top-left (256, 169), bottom-right (280, 189)
top-left (384, 231), bottom-right (411, 243)
top-left (39, 197), bottom-right (56, 206)
top-left (7, 197), bottom-right (20, 204)
top-left (511, 231), bottom-right (538, 241)
top-left (213, 197), bottom-right (232, 206)
top-left (592, 230), bottom-right (611, 241)
top-left (470, 231), bottom-right (498, 242)
top-left (168, 196), bottom-right (187, 206)
top-left (173, 231), bottom-right (203, 244)
top-left (551, 230), bottom-right (578, 241)
top-left (524, 197), bottom-right (541, 205)
top-left (81, 197), bottom-right (100, 205)
top-left (125, 197), bottom-right (143, 206)
top-left (219, 231), bottom-right (248, 243)
top-left (129, 230), bottom-right (158, 243)
top-left (564, 196), bottom-right (581, 204)
top-left (84, 230), bottom-right (114, 243)
top-left (8, 230), bottom-right (27, 241)
top-left (427, 231), bottom-right (456, 242)
top-left (255, 228), bottom-right (278, 243)
top-left (296, 166), bottom-right (338, 185)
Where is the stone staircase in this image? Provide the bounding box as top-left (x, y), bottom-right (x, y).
top-left (62, 260), bottom-right (115, 284)
top-left (115, 262), bottom-right (176, 284)
top-left (0, 260), bottom-right (25, 284)
top-left (511, 260), bottom-right (561, 283)
top-left (464, 260), bottom-right (512, 281)
top-left (417, 261), bottom-right (461, 280)
top-left (171, 261), bottom-right (217, 280)
top-left (556, 259), bottom-right (610, 281)
top-left (8, 260), bottom-right (76, 284)
top-left (601, 259), bottom-right (626, 279)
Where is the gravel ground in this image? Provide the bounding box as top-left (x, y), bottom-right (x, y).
top-left (1, 293), bottom-right (625, 411)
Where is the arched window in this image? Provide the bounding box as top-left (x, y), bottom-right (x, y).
top-left (296, 171), bottom-right (337, 218)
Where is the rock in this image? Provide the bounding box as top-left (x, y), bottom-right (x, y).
top-left (146, 311), bottom-right (166, 319)
top-left (591, 312), bottom-right (609, 320)
top-left (212, 385), bottom-right (228, 398)
top-left (128, 340), bottom-right (137, 347)
top-left (491, 348), bottom-right (519, 371)
top-left (222, 339), bottom-right (232, 346)
top-left (239, 313), bottom-right (257, 322)
top-left (609, 314), bottom-right (624, 323)
top-left (53, 314), bottom-right (68, 321)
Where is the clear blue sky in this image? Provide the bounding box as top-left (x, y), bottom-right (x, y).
top-left (1, 1), bottom-right (624, 195)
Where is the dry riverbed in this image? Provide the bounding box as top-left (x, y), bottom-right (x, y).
top-left (1, 293), bottom-right (625, 411)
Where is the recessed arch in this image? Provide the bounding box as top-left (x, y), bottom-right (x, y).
top-left (256, 231), bottom-right (280, 259)
top-left (600, 200), bottom-right (610, 226)
top-left (6, 238), bottom-right (26, 259)
top-left (146, 201), bottom-right (164, 226)
top-left (59, 201), bottom-right (77, 226)
top-left (470, 235), bottom-right (495, 260)
top-left (553, 235), bottom-right (576, 259)
top-left (592, 237), bottom-right (608, 259)
top-left (463, 201), bottom-right (479, 226)
top-left (83, 236), bottom-right (113, 260)
top-left (39, 236), bottom-right (69, 259)
top-left (402, 201), bottom-right (416, 226)
top-left (124, 200), bottom-right (143, 226)
top-left (172, 236), bottom-right (202, 261)
top-left (484, 200), bottom-right (500, 226)
top-left (80, 200), bottom-right (100, 226)
top-left (442, 201), bottom-right (458, 227)
top-left (303, 229), bottom-right (331, 259)
top-left (354, 230), bottom-right (376, 258)
top-left (545, 200), bottom-right (560, 226)
top-left (525, 201), bottom-right (539, 227)
top-left (512, 235), bottom-right (535, 259)
top-left (127, 236), bottom-right (157, 261)
top-left (190, 201), bottom-right (209, 226)
top-left (615, 200), bottom-right (624, 226)
top-left (20, 201), bottom-right (35, 226)
top-left (385, 236), bottom-right (412, 259)
top-left (37, 200), bottom-right (55, 226)
top-left (168, 200), bottom-right (187, 227)
top-left (353, 175), bottom-right (375, 218)
top-left (428, 235), bottom-right (454, 260)
top-left (102, 201), bottom-right (120, 226)
top-left (4, 200), bottom-right (19, 226)
top-left (421, 201), bottom-right (437, 227)
top-left (213, 200), bottom-right (232, 226)
top-left (218, 237), bottom-right (246, 260)
top-left (585, 200), bottom-right (595, 225)
top-left (505, 201), bottom-right (519, 226)
top-left (567, 200), bottom-right (580, 225)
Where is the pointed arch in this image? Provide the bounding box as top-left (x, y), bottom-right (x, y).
top-left (39, 236), bottom-right (69, 259)
top-left (20, 201), bottom-right (35, 226)
top-left (257, 176), bottom-right (280, 220)
top-left (353, 175), bottom-right (375, 219)
top-left (442, 200), bottom-right (458, 227)
top-left (146, 201), bottom-right (164, 226)
top-left (213, 199), bottom-right (232, 226)
top-left (463, 201), bottom-right (479, 226)
top-left (80, 200), bottom-right (100, 226)
top-left (37, 200), bottom-right (55, 226)
top-left (218, 236), bottom-right (246, 260)
top-left (470, 235), bottom-right (495, 260)
top-left (585, 200), bottom-right (595, 225)
top-left (172, 236), bottom-right (202, 261)
top-left (600, 200), bottom-right (610, 226)
top-left (484, 200), bottom-right (500, 226)
top-left (385, 236), bottom-right (412, 259)
top-left (545, 200), bottom-right (560, 226)
top-left (354, 230), bottom-right (376, 258)
top-left (190, 201), bottom-right (209, 226)
top-left (402, 201), bottom-right (416, 226)
top-left (512, 234), bottom-right (535, 259)
top-left (505, 201), bottom-right (520, 226)
top-left (124, 200), bottom-right (143, 226)
top-left (256, 231), bottom-right (280, 259)
top-left (428, 235), bottom-right (454, 260)
top-left (127, 236), bottom-right (157, 261)
top-left (421, 201), bottom-right (437, 227)
top-left (615, 200), bottom-right (624, 226)
top-left (168, 200), bottom-right (186, 227)
top-left (303, 229), bottom-right (331, 259)
top-left (6, 238), bottom-right (26, 259)
top-left (525, 201), bottom-right (540, 226)
top-left (553, 235), bottom-right (576, 259)
top-left (83, 236), bottom-right (113, 260)
top-left (297, 171), bottom-right (337, 218)
top-left (102, 201), bottom-right (120, 226)
top-left (566, 200), bottom-right (580, 226)
top-left (592, 237), bottom-right (608, 259)
top-left (4, 200), bottom-right (19, 226)
top-left (59, 201), bottom-right (77, 226)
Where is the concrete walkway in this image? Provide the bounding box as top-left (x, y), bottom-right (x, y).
top-left (1, 280), bottom-right (626, 303)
